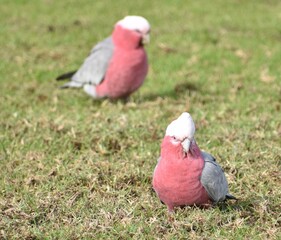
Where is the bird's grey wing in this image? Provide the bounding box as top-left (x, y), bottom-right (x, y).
top-left (63, 37), bottom-right (114, 88)
top-left (200, 151), bottom-right (229, 203)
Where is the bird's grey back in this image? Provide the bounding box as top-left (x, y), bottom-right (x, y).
top-left (200, 151), bottom-right (229, 202)
top-left (71, 37), bottom-right (114, 86)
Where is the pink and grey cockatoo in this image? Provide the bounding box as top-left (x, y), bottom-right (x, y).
top-left (56, 16), bottom-right (150, 99)
top-left (153, 112), bottom-right (236, 212)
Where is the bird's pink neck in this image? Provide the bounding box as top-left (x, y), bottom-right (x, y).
top-left (161, 136), bottom-right (202, 161)
top-left (112, 25), bottom-right (142, 50)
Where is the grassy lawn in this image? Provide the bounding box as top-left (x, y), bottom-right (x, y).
top-left (1, 0), bottom-right (280, 239)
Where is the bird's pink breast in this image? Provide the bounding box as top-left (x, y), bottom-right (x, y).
top-left (96, 48), bottom-right (148, 99)
top-left (95, 25), bottom-right (148, 99)
top-left (153, 137), bottom-right (210, 210)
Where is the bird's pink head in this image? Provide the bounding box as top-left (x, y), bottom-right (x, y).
top-left (165, 112), bottom-right (196, 153)
top-left (115, 16), bottom-right (150, 45)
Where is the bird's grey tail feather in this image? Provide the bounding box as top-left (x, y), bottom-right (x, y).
top-left (225, 194), bottom-right (238, 200)
top-left (56, 70), bottom-right (77, 81)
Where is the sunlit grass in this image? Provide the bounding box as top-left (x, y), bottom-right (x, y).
top-left (0, 0), bottom-right (280, 239)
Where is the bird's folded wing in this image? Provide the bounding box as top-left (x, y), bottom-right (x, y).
top-left (200, 151), bottom-right (229, 202)
top-left (71, 37), bottom-right (114, 86)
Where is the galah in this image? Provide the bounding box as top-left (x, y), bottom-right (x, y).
top-left (56, 16), bottom-right (150, 99)
top-left (152, 112), bottom-right (237, 212)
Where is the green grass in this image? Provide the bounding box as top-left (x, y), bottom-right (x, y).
top-left (1, 0), bottom-right (281, 239)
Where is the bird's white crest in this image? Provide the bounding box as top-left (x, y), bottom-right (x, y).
top-left (116, 16), bottom-right (150, 34)
top-left (165, 112), bottom-right (196, 140)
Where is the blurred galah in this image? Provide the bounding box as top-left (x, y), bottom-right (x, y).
top-left (153, 112), bottom-right (237, 212)
top-left (56, 16), bottom-right (150, 100)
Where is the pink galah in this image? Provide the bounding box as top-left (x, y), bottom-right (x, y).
top-left (56, 16), bottom-right (150, 100)
top-left (153, 112), bottom-right (237, 212)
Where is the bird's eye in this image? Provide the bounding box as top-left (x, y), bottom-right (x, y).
top-left (170, 136), bottom-right (179, 145)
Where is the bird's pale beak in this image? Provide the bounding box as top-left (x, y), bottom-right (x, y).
top-left (142, 33), bottom-right (150, 45)
top-left (181, 138), bottom-right (191, 153)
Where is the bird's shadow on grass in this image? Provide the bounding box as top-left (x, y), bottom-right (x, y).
top-left (216, 199), bottom-right (258, 213)
top-left (216, 200), bottom-right (242, 212)
top-left (171, 199), bottom-right (250, 213)
top-left (86, 81), bottom-right (199, 106)
top-left (138, 81), bottom-right (200, 103)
